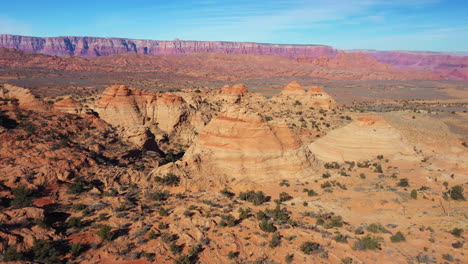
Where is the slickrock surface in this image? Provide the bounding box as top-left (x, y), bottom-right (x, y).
top-left (166, 106), bottom-right (319, 185)
top-left (309, 116), bottom-right (415, 162)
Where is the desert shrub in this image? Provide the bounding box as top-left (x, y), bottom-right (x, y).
top-left (390, 231), bottom-right (406, 243)
top-left (259, 221), bottom-right (277, 233)
top-left (374, 164), bottom-right (383, 173)
top-left (397, 178), bottom-right (409, 187)
top-left (238, 208), bottom-right (250, 220)
top-left (150, 190), bottom-right (170, 201)
top-left (173, 255), bottom-right (191, 264)
top-left (31, 239), bottom-right (59, 263)
top-left (161, 233), bottom-right (178, 244)
top-left (450, 228), bottom-right (463, 237)
top-left (333, 233), bottom-right (348, 243)
top-left (322, 172), bottom-right (331, 178)
top-left (264, 205), bottom-right (291, 224)
top-left (70, 242), bottom-right (83, 257)
top-left (158, 222), bottom-right (169, 229)
top-left (220, 188), bottom-right (235, 198)
top-left (442, 254), bottom-right (454, 262)
top-left (285, 254), bottom-right (294, 263)
top-left (359, 173), bottom-right (366, 179)
top-left (321, 181), bottom-right (332, 189)
top-left (300, 241), bottom-right (321, 255)
top-left (448, 185), bottom-right (465, 200)
top-left (148, 230), bottom-right (158, 240)
top-left (366, 223), bottom-right (387, 233)
top-left (155, 173), bottom-right (180, 187)
top-left (68, 177), bottom-right (87, 194)
top-left (410, 189), bottom-right (418, 199)
top-left (316, 214), bottom-right (343, 229)
top-left (303, 188), bottom-right (318, 196)
top-left (97, 225), bottom-right (114, 241)
top-left (67, 217), bottom-right (83, 228)
top-left (3, 246), bottom-right (24, 261)
top-left (228, 251), bottom-right (239, 259)
top-left (269, 232), bottom-right (281, 248)
top-left (279, 192), bottom-right (292, 202)
top-left (219, 214), bottom-right (236, 227)
top-left (11, 185), bottom-right (34, 208)
top-left (239, 190), bottom-right (269, 205)
top-left (324, 162), bottom-right (340, 169)
top-left (353, 235), bottom-right (382, 250)
top-left (159, 207), bottom-right (169, 216)
top-left (170, 243), bottom-right (182, 255)
top-left (341, 257), bottom-right (353, 264)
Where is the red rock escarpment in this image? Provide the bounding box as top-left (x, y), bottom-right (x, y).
top-left (0, 34), bottom-right (338, 59)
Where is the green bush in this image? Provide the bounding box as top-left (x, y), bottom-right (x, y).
top-left (366, 223), bottom-right (387, 233)
top-left (3, 246), bottom-right (24, 261)
top-left (279, 192), bottom-right (292, 202)
top-left (450, 228), bottom-right (463, 237)
top-left (150, 190), bottom-right (170, 201)
top-left (448, 185), bottom-right (465, 200)
top-left (303, 188), bottom-right (318, 196)
top-left (11, 185), bottom-right (34, 208)
top-left (390, 231), bottom-right (406, 243)
top-left (353, 235), bottom-right (382, 250)
top-left (285, 254), bottom-right (294, 263)
top-left (170, 243), bottom-right (182, 255)
top-left (67, 217), bottom-right (83, 228)
top-left (68, 177), bottom-right (87, 194)
top-left (269, 232), bottom-right (281, 248)
top-left (300, 241), bottom-right (321, 255)
top-left (70, 242), bottom-right (83, 257)
top-left (97, 225), bottom-right (114, 241)
top-left (155, 173), bottom-right (181, 187)
top-left (259, 221), bottom-right (277, 233)
top-left (397, 178), bottom-right (409, 187)
top-left (333, 233), bottom-right (348, 243)
top-left (239, 190), bottom-right (268, 205)
top-left (219, 188), bottom-right (235, 198)
top-left (31, 239), bottom-right (59, 263)
top-left (228, 251), bottom-right (239, 259)
top-left (410, 189), bottom-right (418, 199)
top-left (219, 214), bottom-right (236, 227)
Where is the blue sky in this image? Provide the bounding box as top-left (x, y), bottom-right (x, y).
top-left (1, 0), bottom-right (467, 51)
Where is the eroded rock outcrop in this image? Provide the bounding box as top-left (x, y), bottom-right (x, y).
top-left (158, 106), bottom-right (319, 187)
top-left (273, 81), bottom-right (336, 109)
top-left (53, 98), bottom-right (83, 114)
top-left (0, 84), bottom-right (48, 110)
top-left (309, 116), bottom-right (415, 162)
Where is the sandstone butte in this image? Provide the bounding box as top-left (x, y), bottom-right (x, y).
top-left (157, 105), bottom-right (319, 187)
top-left (308, 116), bottom-right (415, 162)
top-left (94, 84), bottom-right (187, 134)
top-left (52, 98), bottom-right (83, 114)
top-left (274, 81), bottom-right (337, 109)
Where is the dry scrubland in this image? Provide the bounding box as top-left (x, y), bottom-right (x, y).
top-left (0, 77), bottom-right (466, 264)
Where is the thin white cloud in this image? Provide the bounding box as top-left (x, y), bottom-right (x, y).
top-left (0, 16), bottom-right (32, 35)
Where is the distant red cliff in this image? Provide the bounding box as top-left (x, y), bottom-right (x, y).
top-left (0, 34), bottom-right (338, 59)
top-left (0, 34), bottom-right (466, 80)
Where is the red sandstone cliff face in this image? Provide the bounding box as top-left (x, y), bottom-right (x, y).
top-left (0, 34), bottom-right (338, 59)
